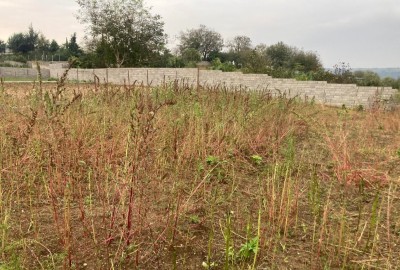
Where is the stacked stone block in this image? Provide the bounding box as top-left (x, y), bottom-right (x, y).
top-left (2, 66), bottom-right (396, 109)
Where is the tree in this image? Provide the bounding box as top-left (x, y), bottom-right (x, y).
top-left (354, 70), bottom-right (381, 86)
top-left (242, 45), bottom-right (270, 74)
top-left (26, 25), bottom-right (39, 51)
top-left (181, 48), bottom-right (201, 65)
top-left (381, 77), bottom-right (400, 90)
top-left (224, 35), bottom-right (253, 68)
top-left (37, 33), bottom-right (50, 53)
top-left (291, 50), bottom-right (322, 72)
top-left (49, 40), bottom-right (60, 53)
top-left (8, 33), bottom-right (30, 53)
top-left (76, 0), bottom-right (167, 67)
top-left (227, 35), bottom-right (252, 53)
top-left (0, 40), bottom-right (6, 53)
top-left (7, 25), bottom-right (39, 54)
top-left (67, 33), bottom-right (83, 56)
top-left (265, 42), bottom-right (293, 69)
top-left (178, 25), bottom-right (223, 61)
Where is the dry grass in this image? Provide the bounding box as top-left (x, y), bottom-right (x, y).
top-left (0, 81), bottom-right (399, 269)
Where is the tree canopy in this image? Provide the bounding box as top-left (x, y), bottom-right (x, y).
top-left (227, 35), bottom-right (252, 54)
top-left (7, 25), bottom-right (39, 54)
top-left (178, 25), bottom-right (224, 61)
top-left (49, 40), bottom-right (60, 53)
top-left (0, 40), bottom-right (6, 53)
top-left (67, 33), bottom-right (83, 57)
top-left (263, 42), bottom-right (322, 73)
top-left (76, 0), bottom-right (167, 67)
top-left (265, 42), bottom-right (293, 69)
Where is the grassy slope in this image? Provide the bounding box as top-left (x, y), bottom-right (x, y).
top-left (0, 82), bottom-right (399, 269)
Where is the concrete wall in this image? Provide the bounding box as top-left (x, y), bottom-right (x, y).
top-left (48, 67), bottom-right (397, 109)
top-left (0, 67), bottom-right (50, 79)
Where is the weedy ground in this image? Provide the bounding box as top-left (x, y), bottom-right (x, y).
top-left (0, 80), bottom-right (399, 270)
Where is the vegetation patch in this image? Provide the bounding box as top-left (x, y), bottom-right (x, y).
top-left (0, 79), bottom-right (399, 269)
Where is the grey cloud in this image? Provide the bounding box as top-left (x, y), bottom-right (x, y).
top-left (0, 0), bottom-right (398, 67)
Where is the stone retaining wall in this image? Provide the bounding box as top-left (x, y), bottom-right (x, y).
top-left (1, 66), bottom-right (396, 109)
top-left (49, 67), bottom-right (397, 109)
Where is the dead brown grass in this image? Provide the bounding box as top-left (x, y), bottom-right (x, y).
top-left (0, 82), bottom-right (399, 269)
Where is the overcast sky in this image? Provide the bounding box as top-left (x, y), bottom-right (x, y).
top-left (0, 0), bottom-right (399, 68)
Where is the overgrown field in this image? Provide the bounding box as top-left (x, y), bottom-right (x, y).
top-left (0, 81), bottom-right (399, 269)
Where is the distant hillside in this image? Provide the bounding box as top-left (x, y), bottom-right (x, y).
top-left (325, 68), bottom-right (400, 79)
top-left (353, 68), bottom-right (400, 79)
